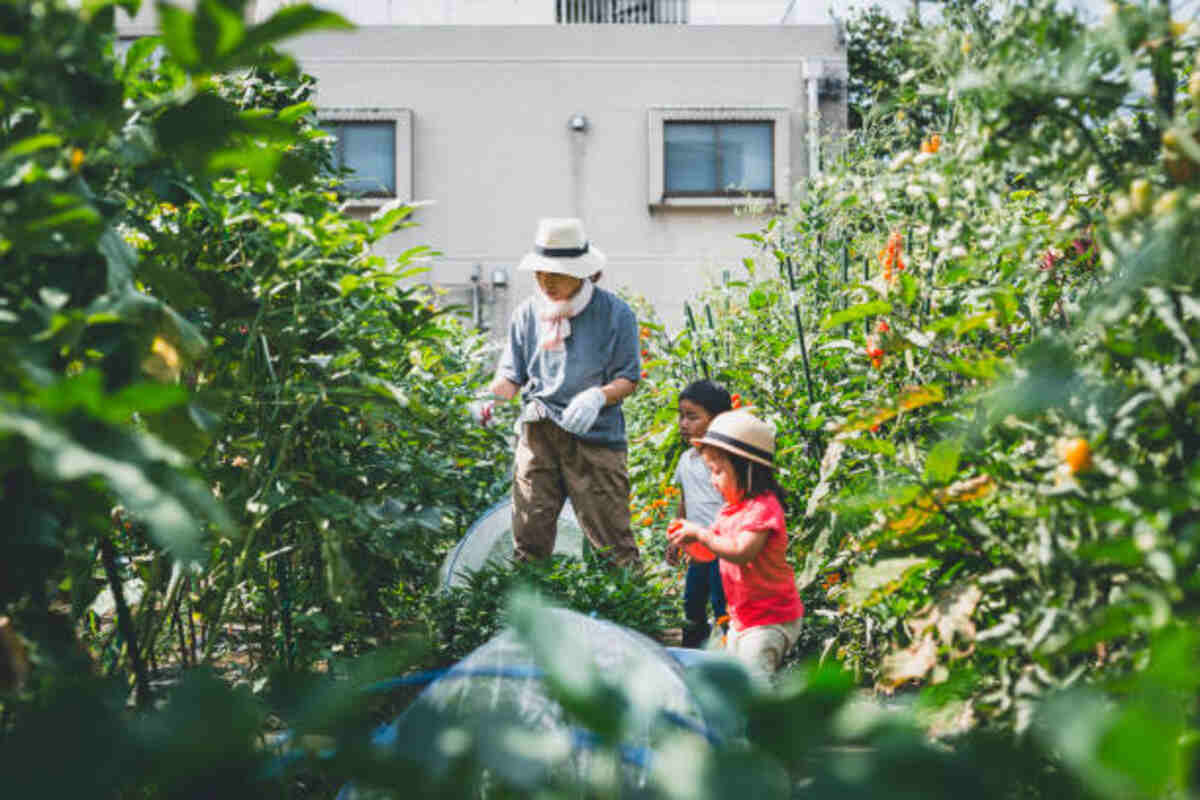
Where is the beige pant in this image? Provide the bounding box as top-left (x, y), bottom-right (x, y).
top-left (725, 616), bottom-right (804, 680)
top-left (512, 419), bottom-right (641, 567)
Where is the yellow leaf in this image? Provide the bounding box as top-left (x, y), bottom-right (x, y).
top-left (897, 383), bottom-right (944, 411)
top-left (838, 384), bottom-right (944, 433)
top-left (142, 335), bottom-right (182, 382)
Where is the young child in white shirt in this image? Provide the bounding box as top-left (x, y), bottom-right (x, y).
top-left (669, 380), bottom-right (733, 647)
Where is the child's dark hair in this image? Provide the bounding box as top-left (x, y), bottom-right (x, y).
top-left (722, 450), bottom-right (788, 505)
top-left (679, 379), bottom-right (732, 417)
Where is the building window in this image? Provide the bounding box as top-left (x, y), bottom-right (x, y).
top-left (318, 109), bottom-right (413, 207)
top-left (557, 0), bottom-right (688, 24)
top-left (648, 108), bottom-right (790, 208)
top-left (325, 121), bottom-right (395, 197)
top-left (664, 121), bottom-right (774, 197)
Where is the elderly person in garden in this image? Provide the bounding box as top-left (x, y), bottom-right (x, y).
top-left (485, 217), bottom-right (642, 567)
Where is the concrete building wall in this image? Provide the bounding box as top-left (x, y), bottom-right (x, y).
top-left (284, 25), bottom-right (846, 330)
top-left (249, 0), bottom-right (809, 26)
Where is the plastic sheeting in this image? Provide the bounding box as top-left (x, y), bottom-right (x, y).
top-left (437, 498), bottom-right (586, 590)
top-left (339, 609), bottom-right (715, 798)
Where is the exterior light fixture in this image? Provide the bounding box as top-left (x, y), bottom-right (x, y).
top-left (568, 113), bottom-right (589, 132)
top-left (492, 267), bottom-right (508, 287)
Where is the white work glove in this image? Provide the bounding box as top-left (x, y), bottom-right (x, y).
top-left (559, 387), bottom-right (606, 435)
top-left (468, 391), bottom-right (496, 428)
top-left (469, 400), bottom-right (494, 427)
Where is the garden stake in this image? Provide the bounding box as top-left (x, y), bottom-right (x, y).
top-left (923, 223), bottom-right (934, 318)
top-left (100, 533), bottom-right (151, 709)
top-left (793, 304), bottom-right (816, 405)
top-left (841, 244), bottom-right (849, 284)
top-left (278, 554), bottom-right (294, 670)
top-left (704, 303), bottom-right (715, 330)
top-left (186, 580), bottom-right (198, 665)
top-left (864, 256), bottom-right (872, 336)
top-left (785, 255), bottom-right (796, 291)
top-left (173, 600), bottom-right (189, 667)
top-left (684, 301), bottom-right (697, 333)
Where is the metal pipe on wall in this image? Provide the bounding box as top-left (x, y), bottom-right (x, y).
top-left (804, 58), bottom-right (822, 177)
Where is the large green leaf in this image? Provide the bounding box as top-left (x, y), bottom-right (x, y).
top-left (238, 5), bottom-right (353, 55)
top-left (924, 437), bottom-right (964, 484)
top-left (0, 411), bottom-right (222, 559)
top-left (156, 1), bottom-right (200, 69)
top-left (844, 556), bottom-right (934, 608)
top-left (820, 300), bottom-right (892, 330)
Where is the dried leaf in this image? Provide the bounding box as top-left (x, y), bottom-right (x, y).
top-left (939, 475), bottom-right (996, 503)
top-left (0, 616), bottom-right (29, 692)
top-left (807, 438), bottom-right (847, 517)
top-left (908, 583), bottom-right (983, 660)
top-left (878, 635), bottom-right (937, 692)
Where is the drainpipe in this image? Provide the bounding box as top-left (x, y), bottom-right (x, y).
top-left (470, 263), bottom-right (481, 330)
top-left (803, 59), bottom-right (822, 178)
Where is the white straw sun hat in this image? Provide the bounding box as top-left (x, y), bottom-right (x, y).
top-left (692, 410), bottom-right (776, 468)
top-left (517, 217), bottom-right (607, 278)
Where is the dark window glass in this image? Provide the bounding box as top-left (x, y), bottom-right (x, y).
top-left (664, 121), bottom-right (773, 196)
top-left (324, 121), bottom-right (396, 197)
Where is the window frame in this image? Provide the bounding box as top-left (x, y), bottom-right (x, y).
top-left (317, 108), bottom-right (413, 209)
top-left (648, 107), bottom-right (790, 209)
top-left (662, 120), bottom-right (775, 199)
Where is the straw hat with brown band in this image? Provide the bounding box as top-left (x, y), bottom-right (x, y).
top-left (691, 410), bottom-right (776, 468)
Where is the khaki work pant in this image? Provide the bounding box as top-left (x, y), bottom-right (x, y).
top-left (512, 419), bottom-right (641, 567)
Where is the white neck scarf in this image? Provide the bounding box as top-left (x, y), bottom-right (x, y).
top-left (535, 278), bottom-right (594, 351)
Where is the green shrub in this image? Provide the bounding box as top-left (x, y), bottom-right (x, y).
top-left (417, 555), bottom-right (677, 665)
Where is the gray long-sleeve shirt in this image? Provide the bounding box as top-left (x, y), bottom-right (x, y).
top-left (496, 287), bottom-right (641, 448)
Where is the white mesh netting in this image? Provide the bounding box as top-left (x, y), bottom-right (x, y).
top-left (342, 608), bottom-right (713, 797)
top-left (437, 499), bottom-right (586, 590)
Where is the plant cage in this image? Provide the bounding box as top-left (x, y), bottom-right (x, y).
top-left (437, 498), bottom-right (587, 590)
top-left (336, 607), bottom-right (718, 798)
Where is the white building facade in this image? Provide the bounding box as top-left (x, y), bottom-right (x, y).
top-left (120, 2), bottom-right (848, 331)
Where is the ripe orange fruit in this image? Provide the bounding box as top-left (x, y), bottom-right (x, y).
top-left (1061, 438), bottom-right (1093, 474)
top-left (640, 369), bottom-right (649, 378)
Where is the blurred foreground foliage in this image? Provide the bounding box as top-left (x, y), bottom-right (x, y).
top-left (2, 0), bottom-right (1199, 798)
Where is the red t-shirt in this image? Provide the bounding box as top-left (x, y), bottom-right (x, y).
top-left (713, 493), bottom-right (804, 629)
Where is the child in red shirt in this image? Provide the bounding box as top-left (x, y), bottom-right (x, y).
top-left (667, 410), bottom-right (803, 678)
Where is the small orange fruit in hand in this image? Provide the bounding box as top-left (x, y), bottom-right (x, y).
top-left (1061, 438), bottom-right (1093, 474)
top-left (685, 541), bottom-right (716, 562)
